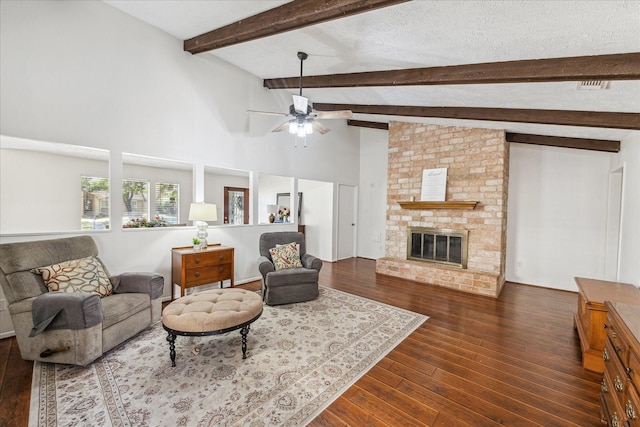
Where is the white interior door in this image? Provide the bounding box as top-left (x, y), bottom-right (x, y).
top-left (337, 184), bottom-right (357, 260)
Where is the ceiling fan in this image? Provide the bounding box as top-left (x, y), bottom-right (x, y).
top-left (248, 52), bottom-right (353, 146)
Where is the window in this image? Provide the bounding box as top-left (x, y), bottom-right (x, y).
top-left (81, 176), bottom-right (110, 230)
top-left (155, 182), bottom-right (179, 224)
top-left (122, 179), bottom-right (149, 226)
top-left (224, 187), bottom-right (249, 224)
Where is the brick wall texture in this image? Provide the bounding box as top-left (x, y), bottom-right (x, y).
top-left (375, 121), bottom-right (509, 297)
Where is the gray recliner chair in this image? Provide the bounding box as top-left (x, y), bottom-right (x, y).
top-left (0, 236), bottom-right (164, 366)
top-left (258, 232), bottom-right (322, 305)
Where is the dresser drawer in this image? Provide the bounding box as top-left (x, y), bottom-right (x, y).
top-left (603, 369), bottom-right (626, 427)
top-left (630, 349), bottom-right (640, 384)
top-left (607, 318), bottom-right (629, 367)
top-left (185, 264), bottom-right (232, 286)
top-left (605, 338), bottom-right (628, 398)
top-left (184, 249), bottom-right (233, 268)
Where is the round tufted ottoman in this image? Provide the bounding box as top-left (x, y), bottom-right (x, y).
top-left (161, 288), bottom-right (263, 367)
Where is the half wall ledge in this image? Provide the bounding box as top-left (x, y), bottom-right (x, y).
top-left (376, 257), bottom-right (504, 298)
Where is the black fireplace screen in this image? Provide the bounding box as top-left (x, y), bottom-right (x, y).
top-left (408, 227), bottom-right (468, 268)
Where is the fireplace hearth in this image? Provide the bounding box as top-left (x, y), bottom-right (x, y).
top-left (407, 227), bottom-right (468, 268)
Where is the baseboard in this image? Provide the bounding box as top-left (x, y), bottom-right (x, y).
top-left (0, 330), bottom-right (15, 339)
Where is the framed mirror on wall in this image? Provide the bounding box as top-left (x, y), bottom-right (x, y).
top-left (1, 135), bottom-right (111, 234)
top-left (276, 192), bottom-right (302, 223)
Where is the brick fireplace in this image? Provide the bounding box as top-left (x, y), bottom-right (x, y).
top-left (375, 122), bottom-right (509, 297)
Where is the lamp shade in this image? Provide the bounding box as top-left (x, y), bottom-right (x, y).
top-left (267, 204), bottom-right (278, 214)
top-left (189, 203), bottom-right (217, 222)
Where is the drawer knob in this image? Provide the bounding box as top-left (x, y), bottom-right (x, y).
top-left (611, 413), bottom-right (620, 427)
top-left (614, 376), bottom-right (623, 393)
top-left (194, 272), bottom-right (200, 278)
top-left (626, 400), bottom-right (637, 420)
top-left (603, 347), bottom-right (609, 362)
top-left (219, 268), bottom-right (224, 273)
top-left (195, 258), bottom-right (201, 264)
top-left (219, 256), bottom-right (224, 260)
top-left (601, 379), bottom-right (608, 393)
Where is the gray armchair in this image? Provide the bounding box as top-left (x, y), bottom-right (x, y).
top-left (0, 236), bottom-right (164, 366)
top-left (258, 232), bottom-right (322, 305)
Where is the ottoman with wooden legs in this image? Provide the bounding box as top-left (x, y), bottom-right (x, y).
top-left (161, 288), bottom-right (263, 367)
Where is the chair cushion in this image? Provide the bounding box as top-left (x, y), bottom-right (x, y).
top-left (32, 256), bottom-right (113, 297)
top-left (269, 243), bottom-right (302, 271)
top-left (266, 267), bottom-right (318, 287)
top-left (101, 293), bottom-right (151, 329)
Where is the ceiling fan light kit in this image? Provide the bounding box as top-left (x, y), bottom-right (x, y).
top-left (248, 51), bottom-right (353, 147)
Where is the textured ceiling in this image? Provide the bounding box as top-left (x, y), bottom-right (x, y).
top-left (103, 0), bottom-right (640, 141)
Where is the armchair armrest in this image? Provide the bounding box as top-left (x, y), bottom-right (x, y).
top-left (30, 292), bottom-right (102, 337)
top-left (113, 272), bottom-right (164, 299)
top-left (257, 256), bottom-right (275, 279)
top-left (301, 253), bottom-right (323, 272)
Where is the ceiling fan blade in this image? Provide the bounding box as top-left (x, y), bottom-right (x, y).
top-left (311, 120), bottom-right (330, 135)
top-left (292, 95), bottom-right (308, 114)
top-left (271, 121), bottom-right (292, 133)
top-left (314, 110), bottom-right (353, 120)
top-left (247, 109), bottom-right (288, 117)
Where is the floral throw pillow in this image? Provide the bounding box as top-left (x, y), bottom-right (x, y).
top-left (269, 243), bottom-right (303, 271)
top-left (32, 256), bottom-right (113, 297)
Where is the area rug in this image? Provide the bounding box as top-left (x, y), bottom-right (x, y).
top-left (29, 286), bottom-right (427, 427)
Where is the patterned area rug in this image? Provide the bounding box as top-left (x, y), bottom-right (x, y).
top-left (29, 286), bottom-right (427, 427)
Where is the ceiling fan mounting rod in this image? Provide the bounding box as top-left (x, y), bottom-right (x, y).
top-left (298, 51), bottom-right (307, 97)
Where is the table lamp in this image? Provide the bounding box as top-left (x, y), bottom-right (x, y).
top-left (189, 203), bottom-right (217, 249)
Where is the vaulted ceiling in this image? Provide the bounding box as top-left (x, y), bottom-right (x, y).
top-left (104, 0), bottom-right (640, 151)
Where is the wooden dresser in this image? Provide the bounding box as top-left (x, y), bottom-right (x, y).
top-left (171, 245), bottom-right (234, 299)
top-left (574, 277), bottom-right (640, 373)
top-left (601, 301), bottom-right (640, 427)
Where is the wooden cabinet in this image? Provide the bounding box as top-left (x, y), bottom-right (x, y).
top-left (601, 301), bottom-right (640, 426)
top-left (574, 277), bottom-right (640, 373)
top-left (171, 245), bottom-right (234, 299)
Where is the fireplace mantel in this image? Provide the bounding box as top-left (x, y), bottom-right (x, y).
top-left (398, 201), bottom-right (479, 210)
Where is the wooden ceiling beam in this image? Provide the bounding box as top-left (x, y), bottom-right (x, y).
top-left (184, 0), bottom-right (410, 54)
top-left (314, 103), bottom-right (640, 130)
top-left (347, 119), bottom-right (389, 130)
top-left (506, 133), bottom-right (620, 152)
top-left (264, 53), bottom-right (640, 88)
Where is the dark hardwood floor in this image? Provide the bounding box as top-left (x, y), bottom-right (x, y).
top-left (0, 258), bottom-right (603, 426)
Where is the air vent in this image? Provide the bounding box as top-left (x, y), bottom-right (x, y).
top-left (577, 81), bottom-right (610, 90)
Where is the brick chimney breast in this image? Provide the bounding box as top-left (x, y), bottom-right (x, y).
top-left (376, 122), bottom-right (509, 297)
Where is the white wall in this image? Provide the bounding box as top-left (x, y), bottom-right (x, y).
top-left (0, 0), bottom-right (360, 337)
top-left (613, 133), bottom-right (640, 285)
top-left (506, 143), bottom-right (612, 291)
top-left (356, 128), bottom-right (388, 259)
top-left (1, 148), bottom-right (109, 233)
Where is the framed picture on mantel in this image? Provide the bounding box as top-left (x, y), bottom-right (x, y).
top-left (421, 168), bottom-right (447, 201)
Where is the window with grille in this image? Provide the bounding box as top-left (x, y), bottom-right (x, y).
top-left (122, 179), bottom-right (149, 225)
top-left (155, 182), bottom-right (179, 224)
top-left (81, 176), bottom-right (110, 230)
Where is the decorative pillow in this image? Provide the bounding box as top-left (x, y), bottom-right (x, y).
top-left (269, 243), bottom-right (303, 271)
top-left (276, 242), bottom-right (300, 254)
top-left (32, 256), bottom-right (113, 297)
